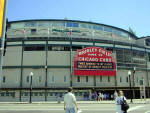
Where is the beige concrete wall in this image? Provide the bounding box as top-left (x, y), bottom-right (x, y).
top-left (116, 70), bottom-right (129, 87)
top-left (96, 76), bottom-right (115, 87)
top-left (72, 76), bottom-right (94, 87)
top-left (2, 69), bottom-right (21, 88)
top-left (148, 72), bottom-right (150, 87)
top-left (22, 68), bottom-right (45, 88)
top-left (134, 71), bottom-right (147, 86)
top-left (23, 51), bottom-right (46, 66)
top-left (3, 46), bottom-right (22, 66)
top-left (47, 68), bottom-right (70, 88)
top-left (48, 51), bottom-right (70, 66)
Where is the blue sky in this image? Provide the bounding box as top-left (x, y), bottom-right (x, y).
top-left (7, 0), bottom-right (150, 37)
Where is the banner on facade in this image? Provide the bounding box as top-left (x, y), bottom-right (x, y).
top-left (74, 47), bottom-right (116, 76)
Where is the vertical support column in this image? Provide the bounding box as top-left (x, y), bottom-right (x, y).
top-left (113, 42), bottom-right (117, 90)
top-left (93, 36), bottom-right (96, 87)
top-left (20, 40), bottom-right (24, 102)
top-left (0, 0), bottom-right (7, 87)
top-left (45, 41), bottom-right (48, 101)
top-left (70, 37), bottom-right (72, 87)
top-left (94, 76), bottom-right (96, 87)
top-left (145, 48), bottom-right (149, 98)
top-left (130, 43), bottom-right (134, 100)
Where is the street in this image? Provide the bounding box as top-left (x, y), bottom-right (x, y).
top-left (0, 103), bottom-right (150, 113)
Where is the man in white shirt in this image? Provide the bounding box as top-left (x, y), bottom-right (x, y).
top-left (64, 87), bottom-right (79, 113)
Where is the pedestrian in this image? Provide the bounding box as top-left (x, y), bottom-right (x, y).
top-left (56, 93), bottom-right (61, 103)
top-left (64, 87), bottom-right (79, 113)
top-left (114, 90), bottom-right (118, 100)
top-left (93, 92), bottom-right (97, 101)
top-left (98, 92), bottom-right (102, 101)
top-left (116, 90), bottom-right (127, 113)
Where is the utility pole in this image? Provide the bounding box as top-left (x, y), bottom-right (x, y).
top-left (0, 0), bottom-right (7, 87)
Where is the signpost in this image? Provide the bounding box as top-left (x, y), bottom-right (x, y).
top-left (0, 0), bottom-right (7, 86)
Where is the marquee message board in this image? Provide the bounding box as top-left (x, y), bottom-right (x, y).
top-left (74, 47), bottom-right (116, 76)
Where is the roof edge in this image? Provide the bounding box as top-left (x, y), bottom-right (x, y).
top-left (8, 19), bottom-right (138, 39)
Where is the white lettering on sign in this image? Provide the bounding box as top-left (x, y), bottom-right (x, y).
top-left (78, 48), bottom-right (112, 56)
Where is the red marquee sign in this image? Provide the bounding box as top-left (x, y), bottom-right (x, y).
top-left (74, 47), bottom-right (116, 76)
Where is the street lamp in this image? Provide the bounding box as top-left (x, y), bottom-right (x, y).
top-left (128, 70), bottom-right (132, 103)
top-left (29, 72), bottom-right (33, 103)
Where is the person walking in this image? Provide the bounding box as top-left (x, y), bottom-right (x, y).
top-left (116, 90), bottom-right (127, 113)
top-left (64, 87), bottom-right (79, 113)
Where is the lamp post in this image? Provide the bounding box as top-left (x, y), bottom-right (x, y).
top-left (132, 67), bottom-right (136, 99)
top-left (128, 70), bottom-right (132, 103)
top-left (29, 72), bottom-right (33, 103)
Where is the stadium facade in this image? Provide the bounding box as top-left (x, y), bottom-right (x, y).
top-left (0, 19), bottom-right (150, 102)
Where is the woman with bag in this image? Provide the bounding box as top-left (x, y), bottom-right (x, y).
top-left (116, 90), bottom-right (128, 113)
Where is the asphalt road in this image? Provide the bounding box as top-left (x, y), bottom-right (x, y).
top-left (0, 103), bottom-right (150, 113)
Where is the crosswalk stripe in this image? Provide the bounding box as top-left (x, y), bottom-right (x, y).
top-left (128, 105), bottom-right (144, 112)
top-left (145, 110), bottom-right (150, 113)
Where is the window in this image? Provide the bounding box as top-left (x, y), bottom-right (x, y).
top-left (106, 47), bottom-right (113, 52)
top-left (38, 22), bottom-right (50, 27)
top-left (93, 25), bottom-right (103, 30)
top-left (1, 92), bottom-right (5, 96)
top-left (113, 30), bottom-right (121, 35)
top-left (79, 92), bottom-right (82, 96)
top-left (80, 24), bottom-right (87, 28)
top-left (39, 92), bottom-right (43, 96)
top-left (64, 76), bottom-right (67, 83)
top-left (87, 24), bottom-right (92, 29)
top-left (121, 32), bottom-right (128, 37)
top-left (145, 39), bottom-right (150, 46)
top-left (48, 45), bottom-right (70, 51)
top-left (104, 27), bottom-right (112, 32)
top-left (72, 46), bottom-right (82, 51)
top-left (6, 92), bottom-right (9, 96)
top-left (34, 92), bottom-right (38, 96)
top-left (100, 76), bottom-right (102, 82)
top-left (27, 76), bottom-right (29, 83)
top-left (24, 92), bottom-right (29, 96)
top-left (25, 22), bottom-right (36, 27)
top-left (86, 76), bottom-right (88, 82)
top-left (108, 76), bottom-right (110, 82)
top-left (51, 76), bottom-right (55, 83)
top-left (3, 76), bottom-right (6, 83)
top-left (136, 77), bottom-right (138, 83)
top-left (31, 29), bottom-right (36, 35)
top-left (64, 46), bottom-right (70, 51)
top-left (126, 77), bottom-right (128, 83)
top-left (52, 22), bottom-right (65, 27)
top-left (73, 23), bottom-right (79, 27)
top-left (24, 45), bottom-right (45, 51)
top-left (74, 92), bottom-right (78, 96)
top-left (49, 92), bottom-right (53, 96)
top-left (39, 76), bottom-right (42, 83)
top-left (120, 77), bottom-right (122, 83)
top-left (66, 22), bottom-right (72, 27)
top-left (77, 76), bottom-right (80, 82)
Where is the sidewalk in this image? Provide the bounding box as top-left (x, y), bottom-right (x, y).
top-left (0, 99), bottom-right (150, 104)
